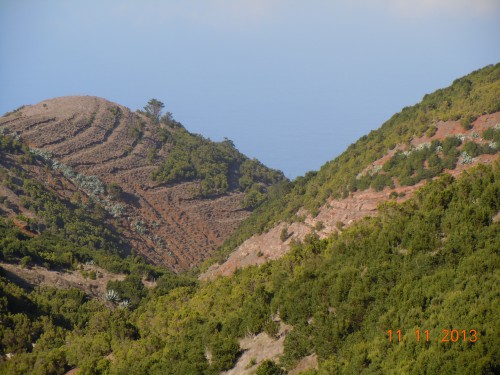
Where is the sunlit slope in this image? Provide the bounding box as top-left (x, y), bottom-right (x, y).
top-left (0, 96), bottom-right (285, 270)
top-left (216, 63), bottom-right (500, 261)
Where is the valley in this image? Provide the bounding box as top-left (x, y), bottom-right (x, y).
top-left (0, 64), bottom-right (498, 374)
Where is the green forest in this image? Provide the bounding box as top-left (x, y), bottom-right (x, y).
top-left (1, 162), bottom-right (498, 374)
top-left (152, 125), bottom-right (285, 200)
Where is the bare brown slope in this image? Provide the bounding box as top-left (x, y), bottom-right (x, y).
top-left (0, 96), bottom-right (250, 271)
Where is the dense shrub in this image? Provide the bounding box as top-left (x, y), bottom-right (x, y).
top-left (153, 129), bottom-right (284, 198)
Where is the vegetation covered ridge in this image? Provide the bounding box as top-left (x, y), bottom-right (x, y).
top-left (213, 63), bottom-right (500, 263)
top-left (141, 98), bottom-right (285, 200)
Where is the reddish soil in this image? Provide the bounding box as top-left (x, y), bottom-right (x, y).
top-left (359, 113), bottom-right (500, 177)
top-left (0, 96), bottom-right (251, 271)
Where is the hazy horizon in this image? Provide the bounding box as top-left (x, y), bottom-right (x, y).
top-left (1, 0), bottom-right (499, 178)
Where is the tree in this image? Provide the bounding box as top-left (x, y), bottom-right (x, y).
top-left (242, 185), bottom-right (266, 209)
top-left (107, 182), bottom-right (123, 200)
top-left (280, 227), bottom-right (289, 242)
top-left (143, 99), bottom-right (164, 124)
top-left (256, 360), bottom-right (285, 375)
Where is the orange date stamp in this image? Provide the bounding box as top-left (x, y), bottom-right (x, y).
top-left (387, 329), bottom-right (478, 343)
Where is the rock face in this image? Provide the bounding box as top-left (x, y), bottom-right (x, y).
top-left (0, 96), bottom-right (254, 271)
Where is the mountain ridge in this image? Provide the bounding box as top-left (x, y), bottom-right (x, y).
top-left (202, 111), bottom-right (500, 279)
top-left (0, 96), bottom-right (284, 271)
top-left (208, 63), bottom-right (500, 269)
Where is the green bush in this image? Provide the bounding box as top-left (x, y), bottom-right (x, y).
top-left (153, 129), bottom-right (284, 197)
top-left (256, 360), bottom-right (285, 375)
top-left (460, 114), bottom-right (476, 130)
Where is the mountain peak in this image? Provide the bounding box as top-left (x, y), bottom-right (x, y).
top-left (1, 96), bottom-right (284, 271)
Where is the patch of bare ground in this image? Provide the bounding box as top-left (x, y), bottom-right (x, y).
top-left (200, 181), bottom-right (426, 280)
top-left (289, 354), bottom-right (318, 375)
top-left (201, 221), bottom-right (312, 280)
top-left (0, 262), bottom-right (125, 299)
top-left (221, 322), bottom-right (291, 375)
top-left (359, 113), bottom-right (500, 177)
top-left (202, 113), bottom-right (499, 280)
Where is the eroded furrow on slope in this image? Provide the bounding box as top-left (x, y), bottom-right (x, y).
top-left (63, 111), bottom-right (140, 166)
top-left (39, 112), bottom-right (98, 147)
top-left (4, 117), bottom-right (57, 137)
top-left (142, 201), bottom-right (205, 254)
top-left (71, 131), bottom-right (150, 169)
top-left (59, 108), bottom-right (124, 163)
top-left (40, 102), bottom-right (105, 157)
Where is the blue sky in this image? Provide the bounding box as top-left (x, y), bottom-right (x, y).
top-left (1, 1), bottom-right (499, 178)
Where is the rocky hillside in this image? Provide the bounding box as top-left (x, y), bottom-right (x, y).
top-left (0, 96), bottom-right (284, 271)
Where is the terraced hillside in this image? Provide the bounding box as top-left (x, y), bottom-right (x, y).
top-left (0, 96), bottom-right (284, 271)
